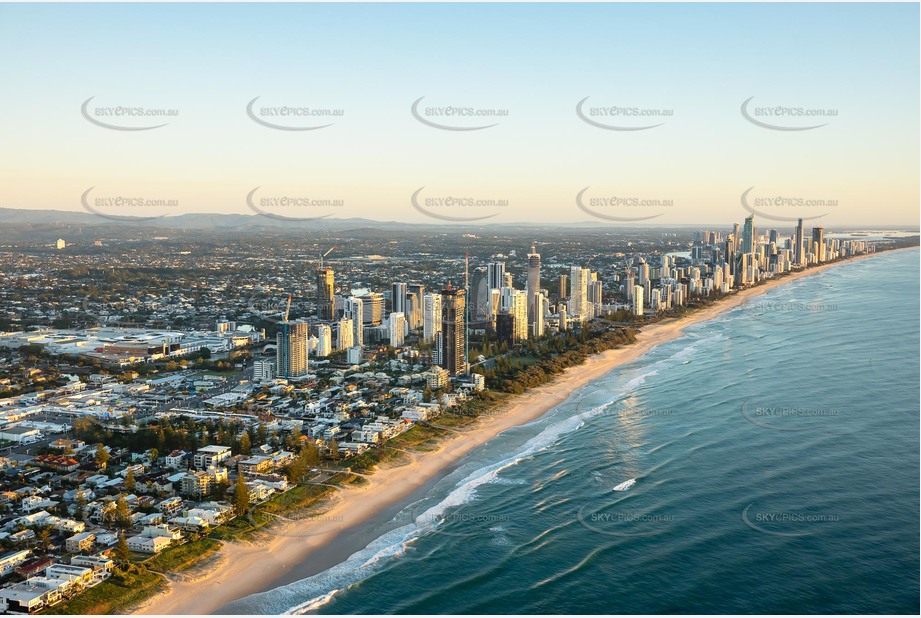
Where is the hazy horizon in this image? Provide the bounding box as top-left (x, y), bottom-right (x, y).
top-left (0, 2), bottom-right (918, 227)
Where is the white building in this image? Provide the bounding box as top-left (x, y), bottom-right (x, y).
top-left (344, 297), bottom-right (364, 347)
top-left (632, 285), bottom-right (644, 316)
top-left (337, 318), bottom-right (354, 350)
top-left (253, 360), bottom-right (275, 382)
top-left (389, 312), bottom-right (406, 347)
top-left (423, 294), bottom-right (441, 343)
top-left (316, 324), bottom-right (332, 358)
top-left (193, 445), bottom-right (230, 469)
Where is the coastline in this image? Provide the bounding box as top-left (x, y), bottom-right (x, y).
top-left (131, 250), bottom-right (896, 615)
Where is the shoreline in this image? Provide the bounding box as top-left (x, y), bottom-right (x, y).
top-left (132, 249), bottom-right (902, 615)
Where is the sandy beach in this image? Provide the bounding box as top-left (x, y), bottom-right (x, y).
top-left (132, 252), bottom-right (886, 615)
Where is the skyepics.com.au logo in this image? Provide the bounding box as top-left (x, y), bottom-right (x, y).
top-left (80, 187), bottom-right (179, 221)
top-left (246, 187), bottom-right (344, 221)
top-left (398, 505), bottom-right (513, 539)
top-left (740, 96), bottom-right (837, 131)
top-left (577, 503), bottom-right (677, 538)
top-left (740, 398), bottom-right (839, 432)
top-left (742, 501), bottom-right (839, 537)
top-left (247, 294), bottom-right (295, 325)
top-left (411, 97), bottom-right (508, 131)
top-left (81, 96), bottom-right (178, 131)
top-left (740, 186), bottom-right (836, 222)
top-left (411, 187), bottom-right (507, 222)
top-left (246, 96), bottom-right (344, 131)
top-left (743, 298), bottom-right (839, 327)
top-left (576, 187), bottom-right (673, 222)
top-left (576, 97), bottom-right (672, 131)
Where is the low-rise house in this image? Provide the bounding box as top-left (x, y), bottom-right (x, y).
top-left (44, 563), bottom-right (93, 588)
top-left (0, 582), bottom-right (59, 614)
top-left (164, 450), bottom-right (187, 469)
top-left (126, 534), bottom-right (171, 554)
top-left (14, 557), bottom-right (53, 579)
top-left (156, 496), bottom-right (184, 516)
top-left (94, 532), bottom-right (118, 547)
top-left (65, 531), bottom-right (96, 553)
top-left (0, 549), bottom-right (32, 576)
top-left (193, 445), bottom-right (231, 469)
top-left (70, 554), bottom-right (113, 577)
top-left (11, 530), bottom-right (36, 545)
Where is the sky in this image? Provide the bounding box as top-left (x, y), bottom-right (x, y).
top-left (0, 2), bottom-right (917, 227)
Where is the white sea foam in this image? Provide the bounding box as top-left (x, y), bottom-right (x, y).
top-left (234, 329), bottom-right (718, 614)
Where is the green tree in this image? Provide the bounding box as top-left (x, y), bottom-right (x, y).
top-left (238, 432), bottom-right (251, 456)
top-left (124, 468), bottom-right (136, 493)
top-left (148, 448), bottom-right (159, 463)
top-left (285, 451), bottom-right (307, 485)
top-left (114, 494), bottom-right (132, 529)
top-left (94, 444), bottom-right (110, 469)
top-left (303, 441), bottom-right (320, 467)
top-left (37, 527), bottom-right (52, 551)
top-left (286, 426), bottom-right (302, 450)
top-left (233, 475), bottom-right (250, 517)
top-left (113, 533), bottom-right (131, 563)
top-left (327, 438), bottom-right (340, 462)
top-left (75, 488), bottom-right (88, 520)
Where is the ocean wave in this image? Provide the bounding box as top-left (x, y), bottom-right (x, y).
top-left (229, 328), bottom-right (727, 614)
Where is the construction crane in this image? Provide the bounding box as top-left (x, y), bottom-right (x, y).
top-left (319, 245), bottom-right (336, 270)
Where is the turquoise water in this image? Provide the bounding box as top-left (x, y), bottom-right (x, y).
top-left (224, 248), bottom-right (919, 614)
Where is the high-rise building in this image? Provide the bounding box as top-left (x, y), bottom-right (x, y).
top-left (589, 279), bottom-right (603, 318)
top-left (794, 218), bottom-right (805, 266)
top-left (559, 274), bottom-right (568, 299)
top-left (470, 266), bottom-right (490, 324)
top-left (276, 320), bottom-right (309, 379)
top-left (56, 239), bottom-right (66, 250)
top-left (741, 215), bottom-right (755, 254)
top-left (570, 266), bottom-right (589, 318)
top-left (558, 304), bottom-right (568, 331)
top-left (316, 324), bottom-right (332, 357)
top-left (527, 244), bottom-right (541, 329)
top-left (487, 262), bottom-right (506, 291)
top-left (337, 317), bottom-right (354, 350)
top-left (439, 286), bottom-right (466, 375)
top-left (503, 273), bottom-right (513, 288)
top-left (389, 312), bottom-right (406, 347)
top-left (408, 283), bottom-right (426, 329)
top-left (812, 227), bottom-right (825, 263)
top-left (316, 268), bottom-right (335, 321)
top-left (532, 291), bottom-right (545, 338)
top-left (423, 293), bottom-right (442, 343)
top-left (360, 292), bottom-right (384, 326)
top-left (495, 313), bottom-right (516, 344)
top-left (632, 285), bottom-right (644, 316)
top-left (344, 297), bottom-right (364, 347)
top-left (511, 289), bottom-right (529, 341)
top-left (391, 282), bottom-right (408, 315)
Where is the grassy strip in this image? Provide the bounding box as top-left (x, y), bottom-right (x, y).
top-left (144, 537), bottom-right (222, 573)
top-left (42, 568), bottom-right (164, 615)
top-left (261, 483), bottom-right (334, 516)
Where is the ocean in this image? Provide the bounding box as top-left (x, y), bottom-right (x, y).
top-left (222, 248), bottom-right (919, 615)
